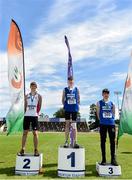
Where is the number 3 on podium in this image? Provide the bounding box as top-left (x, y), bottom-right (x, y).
top-left (67, 152), bottom-right (75, 167)
top-left (23, 159), bottom-right (31, 169)
top-left (108, 167), bottom-right (113, 174)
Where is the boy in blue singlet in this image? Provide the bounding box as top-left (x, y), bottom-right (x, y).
top-left (62, 77), bottom-right (80, 148)
top-left (96, 89), bottom-right (118, 166)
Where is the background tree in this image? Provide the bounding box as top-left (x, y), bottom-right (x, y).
top-left (53, 108), bottom-right (81, 118)
top-left (89, 104), bottom-right (97, 121)
top-left (89, 103), bottom-right (99, 130)
top-left (53, 108), bottom-right (65, 118)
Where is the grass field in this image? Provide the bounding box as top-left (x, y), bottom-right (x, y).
top-left (0, 132), bottom-right (132, 179)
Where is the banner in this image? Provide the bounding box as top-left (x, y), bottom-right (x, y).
top-left (118, 56), bottom-right (132, 139)
top-left (64, 35), bottom-right (73, 79)
top-left (6, 19), bottom-right (25, 135)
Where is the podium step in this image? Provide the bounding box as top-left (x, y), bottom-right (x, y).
top-left (15, 153), bottom-right (43, 175)
top-left (58, 146), bottom-right (85, 178)
top-left (96, 162), bottom-right (121, 176)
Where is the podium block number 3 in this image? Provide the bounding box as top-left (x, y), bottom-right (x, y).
top-left (108, 167), bottom-right (113, 174)
top-left (23, 159), bottom-right (31, 169)
top-left (67, 152), bottom-right (75, 167)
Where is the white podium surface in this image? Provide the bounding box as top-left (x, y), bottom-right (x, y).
top-left (96, 162), bottom-right (121, 176)
top-left (15, 153), bottom-right (43, 175)
top-left (58, 146), bottom-right (85, 178)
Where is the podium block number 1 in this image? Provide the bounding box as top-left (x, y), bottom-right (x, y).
top-left (23, 159), bottom-right (31, 169)
top-left (67, 152), bottom-right (75, 167)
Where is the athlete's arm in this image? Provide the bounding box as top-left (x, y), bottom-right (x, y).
top-left (37, 94), bottom-right (42, 113)
top-left (96, 102), bottom-right (100, 120)
top-left (112, 104), bottom-right (115, 118)
top-left (77, 89), bottom-right (80, 105)
top-left (24, 94), bottom-right (28, 113)
top-left (62, 89), bottom-right (65, 105)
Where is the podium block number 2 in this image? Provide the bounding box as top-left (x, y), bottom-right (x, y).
top-left (23, 159), bottom-right (31, 169)
top-left (67, 152), bottom-right (75, 167)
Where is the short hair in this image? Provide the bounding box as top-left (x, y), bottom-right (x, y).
top-left (102, 88), bottom-right (110, 94)
top-left (30, 81), bottom-right (37, 87)
top-left (68, 76), bottom-right (74, 81)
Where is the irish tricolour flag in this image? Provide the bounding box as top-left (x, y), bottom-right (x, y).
top-left (6, 19), bottom-right (25, 135)
top-left (118, 54), bottom-right (132, 140)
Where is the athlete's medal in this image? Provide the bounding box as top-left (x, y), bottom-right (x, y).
top-left (28, 93), bottom-right (36, 110)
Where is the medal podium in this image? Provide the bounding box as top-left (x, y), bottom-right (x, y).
top-left (15, 153), bottom-right (43, 175)
top-left (58, 146), bottom-right (85, 178)
top-left (96, 162), bottom-right (121, 176)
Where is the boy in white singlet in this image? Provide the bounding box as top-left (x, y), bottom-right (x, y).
top-left (18, 82), bottom-right (42, 156)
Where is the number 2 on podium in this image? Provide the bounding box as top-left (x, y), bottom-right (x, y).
top-left (23, 159), bottom-right (31, 169)
top-left (67, 152), bottom-right (75, 167)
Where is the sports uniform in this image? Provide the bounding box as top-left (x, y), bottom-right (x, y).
top-left (63, 87), bottom-right (79, 120)
top-left (24, 92), bottom-right (41, 131)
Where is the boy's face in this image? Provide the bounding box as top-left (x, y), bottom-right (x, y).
top-left (30, 84), bottom-right (37, 92)
top-left (68, 80), bottom-right (74, 87)
top-left (102, 92), bottom-right (109, 99)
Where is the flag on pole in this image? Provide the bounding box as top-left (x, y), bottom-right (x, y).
top-left (64, 35), bottom-right (73, 79)
top-left (6, 19), bottom-right (25, 135)
top-left (117, 55), bottom-right (132, 140)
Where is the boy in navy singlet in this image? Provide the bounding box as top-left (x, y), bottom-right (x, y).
top-left (62, 77), bottom-right (80, 148)
top-left (96, 89), bottom-right (118, 166)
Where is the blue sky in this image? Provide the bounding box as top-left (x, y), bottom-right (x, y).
top-left (0, 0), bottom-right (132, 119)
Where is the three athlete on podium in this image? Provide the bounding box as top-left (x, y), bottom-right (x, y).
top-left (18, 79), bottom-right (118, 166)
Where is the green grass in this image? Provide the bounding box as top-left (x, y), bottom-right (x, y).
top-left (0, 132), bottom-right (132, 179)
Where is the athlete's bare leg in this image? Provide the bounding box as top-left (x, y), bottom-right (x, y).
top-left (22, 130), bottom-right (29, 149)
top-left (65, 120), bottom-right (70, 142)
top-left (33, 130), bottom-right (38, 150)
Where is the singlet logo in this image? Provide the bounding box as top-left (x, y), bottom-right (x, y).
top-left (102, 105), bottom-right (111, 110)
top-left (11, 66), bottom-right (22, 89)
